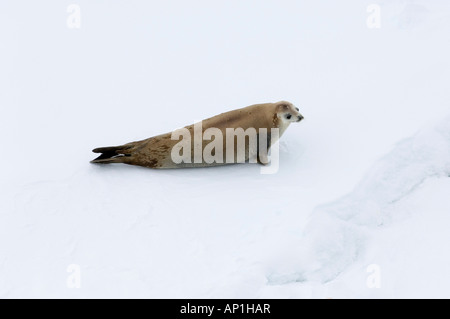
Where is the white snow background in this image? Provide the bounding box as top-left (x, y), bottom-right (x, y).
top-left (1, 0), bottom-right (450, 298)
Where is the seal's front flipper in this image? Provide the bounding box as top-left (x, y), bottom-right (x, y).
top-left (258, 151), bottom-right (270, 165)
top-left (256, 132), bottom-right (271, 165)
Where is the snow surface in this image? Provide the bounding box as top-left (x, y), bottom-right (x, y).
top-left (1, 0), bottom-right (450, 298)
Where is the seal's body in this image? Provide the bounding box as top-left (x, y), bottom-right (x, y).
top-left (91, 101), bottom-right (303, 169)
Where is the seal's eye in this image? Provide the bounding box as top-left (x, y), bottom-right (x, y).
top-left (286, 114), bottom-right (292, 120)
top-left (295, 107), bottom-right (299, 111)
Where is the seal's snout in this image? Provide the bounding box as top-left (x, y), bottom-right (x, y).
top-left (297, 115), bottom-right (304, 122)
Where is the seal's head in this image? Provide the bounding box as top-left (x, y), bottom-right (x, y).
top-left (276, 101), bottom-right (304, 124)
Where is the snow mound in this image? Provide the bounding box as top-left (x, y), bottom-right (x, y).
top-left (269, 115), bottom-right (450, 285)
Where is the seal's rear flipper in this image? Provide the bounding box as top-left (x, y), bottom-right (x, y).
top-left (90, 144), bottom-right (133, 164)
top-left (90, 155), bottom-right (129, 164)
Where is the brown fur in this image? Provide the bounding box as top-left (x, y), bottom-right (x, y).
top-left (91, 101), bottom-right (301, 169)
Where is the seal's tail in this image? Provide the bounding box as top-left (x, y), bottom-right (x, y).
top-left (90, 144), bottom-right (134, 164)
